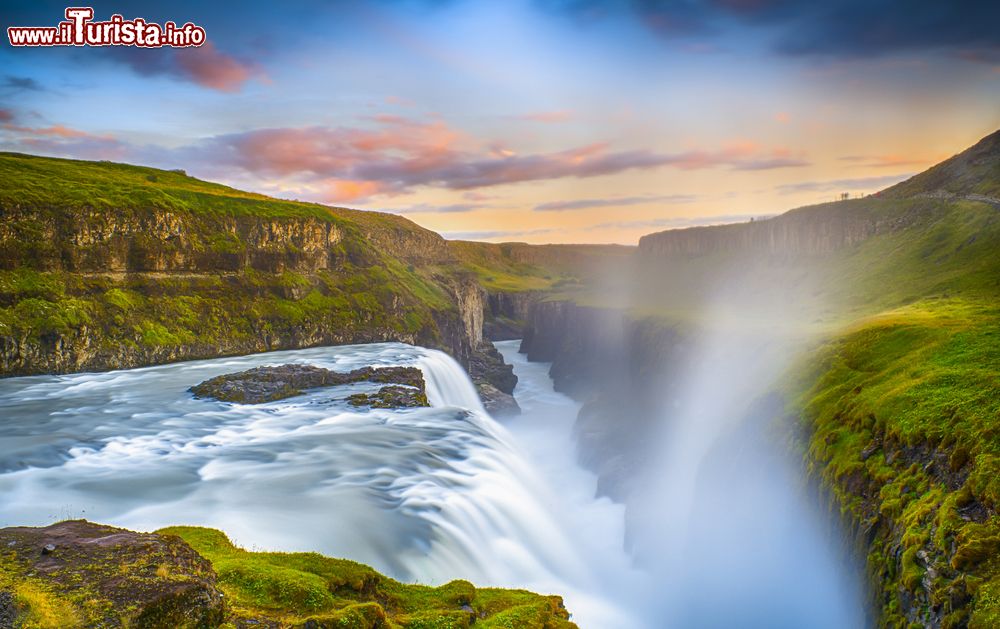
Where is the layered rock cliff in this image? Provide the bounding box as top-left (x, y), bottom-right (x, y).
top-left (0, 153), bottom-right (494, 378)
top-left (637, 197), bottom-right (934, 258)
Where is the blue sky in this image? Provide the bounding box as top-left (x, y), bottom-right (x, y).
top-left (2, 0), bottom-right (998, 243)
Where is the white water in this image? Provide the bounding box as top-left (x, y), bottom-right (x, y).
top-left (0, 341), bottom-right (641, 627)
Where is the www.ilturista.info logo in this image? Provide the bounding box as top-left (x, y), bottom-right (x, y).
top-left (7, 7), bottom-right (206, 48)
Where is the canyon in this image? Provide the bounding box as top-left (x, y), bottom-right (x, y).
top-left (1, 128), bottom-right (999, 627)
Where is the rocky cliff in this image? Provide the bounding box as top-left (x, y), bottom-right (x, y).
top-left (0, 153), bottom-right (495, 379)
top-left (637, 197), bottom-right (934, 258)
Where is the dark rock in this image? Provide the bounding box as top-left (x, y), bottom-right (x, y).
top-left (476, 383), bottom-right (521, 417)
top-left (348, 385), bottom-right (429, 409)
top-left (41, 543), bottom-right (55, 555)
top-left (0, 520), bottom-right (224, 628)
top-left (191, 364), bottom-right (425, 404)
top-left (469, 343), bottom-right (518, 394)
top-left (0, 591), bottom-right (15, 629)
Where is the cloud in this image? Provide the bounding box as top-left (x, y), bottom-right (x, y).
top-left (545, 1), bottom-right (1000, 61)
top-left (2, 124), bottom-right (93, 139)
top-left (776, 173), bottom-right (913, 194)
top-left (114, 42), bottom-right (262, 92)
top-left (0, 109), bottom-right (14, 123)
top-left (773, 1), bottom-right (1000, 59)
top-left (188, 118), bottom-right (808, 202)
top-left (1, 121), bottom-right (126, 160)
top-left (583, 213), bottom-right (775, 232)
top-left (838, 154), bottom-right (932, 168)
top-left (0, 112), bottom-right (808, 205)
top-left (534, 194), bottom-right (697, 211)
top-left (443, 227), bottom-right (559, 241)
top-left (3, 76), bottom-right (43, 92)
top-left (517, 110), bottom-right (573, 123)
top-left (389, 202), bottom-right (490, 214)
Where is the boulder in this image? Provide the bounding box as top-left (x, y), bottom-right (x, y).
top-left (0, 520), bottom-right (224, 628)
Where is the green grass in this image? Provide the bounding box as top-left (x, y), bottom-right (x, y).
top-left (0, 152), bottom-right (347, 220)
top-left (788, 298), bottom-right (1000, 628)
top-left (159, 526), bottom-right (576, 628)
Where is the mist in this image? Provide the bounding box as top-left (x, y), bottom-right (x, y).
top-left (603, 247), bottom-right (866, 626)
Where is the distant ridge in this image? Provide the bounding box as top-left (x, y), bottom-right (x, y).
top-left (880, 128), bottom-right (1000, 201)
top-left (638, 128), bottom-right (1000, 257)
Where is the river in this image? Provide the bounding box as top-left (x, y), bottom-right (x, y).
top-left (0, 339), bottom-right (864, 627)
top-left (0, 340), bottom-right (642, 627)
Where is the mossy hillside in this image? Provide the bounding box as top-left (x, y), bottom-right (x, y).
top-left (787, 299), bottom-right (1000, 628)
top-left (0, 152), bottom-right (492, 374)
top-left (160, 526), bottom-right (577, 629)
top-left (447, 240), bottom-right (633, 294)
top-left (0, 263), bottom-right (451, 375)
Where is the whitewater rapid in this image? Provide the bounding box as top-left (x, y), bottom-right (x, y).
top-left (0, 341), bottom-right (642, 627)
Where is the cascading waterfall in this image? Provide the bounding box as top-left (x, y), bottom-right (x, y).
top-left (0, 342), bottom-right (642, 628)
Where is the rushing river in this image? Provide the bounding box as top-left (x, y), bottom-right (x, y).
top-left (0, 338), bottom-right (863, 627)
top-left (0, 340), bottom-right (642, 627)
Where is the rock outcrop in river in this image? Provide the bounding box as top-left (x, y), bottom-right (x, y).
top-left (190, 363), bottom-right (428, 406)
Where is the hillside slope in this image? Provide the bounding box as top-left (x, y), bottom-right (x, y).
top-left (0, 152), bottom-right (617, 378)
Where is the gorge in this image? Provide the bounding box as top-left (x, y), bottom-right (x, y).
top-left (1, 128), bottom-right (999, 628)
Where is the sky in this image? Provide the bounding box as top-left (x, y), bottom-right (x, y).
top-left (1, 0), bottom-right (998, 244)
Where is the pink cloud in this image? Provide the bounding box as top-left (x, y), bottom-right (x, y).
top-left (517, 110), bottom-right (573, 123)
top-left (195, 120), bottom-right (809, 202)
top-left (116, 43), bottom-right (262, 92)
top-left (174, 42), bottom-right (259, 92)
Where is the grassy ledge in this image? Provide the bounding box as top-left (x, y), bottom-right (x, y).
top-left (0, 520), bottom-right (577, 629)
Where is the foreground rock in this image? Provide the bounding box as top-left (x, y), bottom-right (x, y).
top-left (0, 520), bottom-right (578, 629)
top-left (190, 363), bottom-right (426, 406)
top-left (469, 342), bottom-right (521, 417)
top-left (476, 382), bottom-right (521, 417)
top-left (0, 520), bottom-right (224, 628)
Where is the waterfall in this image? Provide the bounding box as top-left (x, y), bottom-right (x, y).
top-left (0, 342), bottom-right (642, 628)
top-left (416, 349), bottom-right (486, 413)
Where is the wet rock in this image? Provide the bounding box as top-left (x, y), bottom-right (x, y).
top-left (0, 520), bottom-right (224, 628)
top-left (190, 364), bottom-right (425, 404)
top-left (476, 383), bottom-right (521, 417)
top-left (469, 343), bottom-right (517, 394)
top-left (348, 385), bottom-right (429, 409)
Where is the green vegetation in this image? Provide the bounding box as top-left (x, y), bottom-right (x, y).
top-left (883, 130), bottom-right (1000, 199)
top-left (0, 151), bottom-right (347, 221)
top-left (0, 151), bottom-right (630, 376)
top-left (160, 526), bottom-right (576, 628)
top-left (789, 300), bottom-right (1000, 627)
top-left (0, 521), bottom-right (575, 629)
top-left (447, 240), bottom-right (632, 294)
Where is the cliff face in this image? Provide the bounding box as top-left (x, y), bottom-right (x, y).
top-left (0, 204), bottom-right (462, 275)
top-left (0, 204), bottom-right (485, 376)
top-left (520, 299), bottom-right (689, 499)
top-left (638, 199), bottom-right (931, 258)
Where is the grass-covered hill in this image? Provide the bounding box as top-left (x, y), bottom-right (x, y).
top-left (0, 520), bottom-right (576, 628)
top-left (0, 152), bottom-right (617, 377)
top-left (881, 129), bottom-right (1000, 200)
